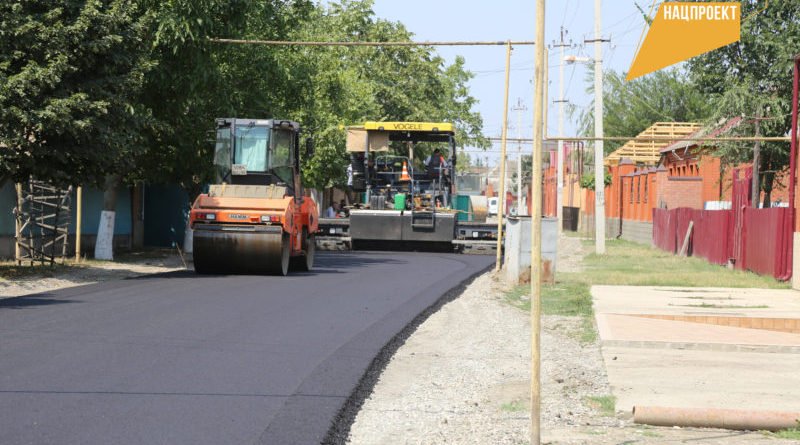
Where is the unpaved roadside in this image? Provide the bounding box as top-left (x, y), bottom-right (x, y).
top-left (346, 236), bottom-right (795, 445)
top-left (0, 251), bottom-right (186, 298)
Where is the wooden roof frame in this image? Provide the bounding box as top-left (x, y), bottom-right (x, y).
top-left (604, 122), bottom-right (702, 167)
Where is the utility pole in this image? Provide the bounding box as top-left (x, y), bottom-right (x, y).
top-left (551, 27), bottom-right (574, 233)
top-left (512, 99), bottom-right (528, 216)
top-left (752, 106), bottom-right (764, 208)
top-left (495, 42), bottom-right (512, 272)
top-left (531, 1), bottom-right (546, 444)
top-left (586, 0), bottom-right (608, 254)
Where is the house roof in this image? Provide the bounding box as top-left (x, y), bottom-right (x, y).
top-left (605, 122), bottom-right (702, 166)
top-left (659, 117), bottom-right (744, 154)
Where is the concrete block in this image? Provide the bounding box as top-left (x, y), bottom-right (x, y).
top-left (503, 217), bottom-right (557, 285)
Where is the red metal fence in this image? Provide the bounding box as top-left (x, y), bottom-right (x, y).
top-left (652, 167), bottom-right (793, 281)
top-left (653, 208), bottom-right (732, 266)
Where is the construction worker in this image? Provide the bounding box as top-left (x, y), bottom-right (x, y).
top-left (325, 202), bottom-right (338, 218)
top-left (425, 149), bottom-right (451, 206)
top-left (424, 149), bottom-right (449, 178)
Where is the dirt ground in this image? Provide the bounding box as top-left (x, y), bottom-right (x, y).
top-left (0, 250), bottom-right (186, 298)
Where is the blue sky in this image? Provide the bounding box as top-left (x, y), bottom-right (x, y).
top-left (370, 0), bottom-right (652, 161)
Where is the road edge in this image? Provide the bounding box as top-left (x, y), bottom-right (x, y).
top-left (322, 261), bottom-right (494, 444)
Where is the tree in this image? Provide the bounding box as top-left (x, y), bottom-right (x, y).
top-left (0, 0), bottom-right (155, 187)
top-left (571, 67), bottom-right (712, 154)
top-left (688, 0), bottom-right (800, 206)
top-left (284, 0), bottom-right (488, 191)
top-left (133, 0), bottom-right (488, 197)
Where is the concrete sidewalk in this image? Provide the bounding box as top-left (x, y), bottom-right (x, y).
top-left (592, 286), bottom-right (800, 415)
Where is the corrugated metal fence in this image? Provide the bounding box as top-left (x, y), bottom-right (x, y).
top-left (652, 168), bottom-right (792, 281)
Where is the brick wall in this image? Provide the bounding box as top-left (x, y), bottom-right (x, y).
top-left (659, 177), bottom-right (704, 210)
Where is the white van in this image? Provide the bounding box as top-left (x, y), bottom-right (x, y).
top-left (487, 197), bottom-right (499, 216)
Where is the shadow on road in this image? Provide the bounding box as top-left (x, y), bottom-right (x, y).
top-left (0, 294), bottom-right (80, 309)
top-left (132, 252), bottom-right (411, 278)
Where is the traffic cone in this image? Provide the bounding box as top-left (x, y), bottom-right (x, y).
top-left (399, 161), bottom-right (411, 182)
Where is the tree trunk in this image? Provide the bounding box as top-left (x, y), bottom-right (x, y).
top-left (762, 171), bottom-right (774, 209)
top-left (94, 174), bottom-right (121, 260)
top-left (183, 182), bottom-right (204, 254)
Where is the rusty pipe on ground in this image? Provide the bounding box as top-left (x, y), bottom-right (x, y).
top-left (633, 406), bottom-right (800, 431)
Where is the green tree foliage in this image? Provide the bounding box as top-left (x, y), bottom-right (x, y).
top-left (687, 0), bottom-right (800, 203)
top-left (1, 0), bottom-right (487, 195)
top-left (136, 0), bottom-right (486, 195)
top-left (579, 172), bottom-right (612, 190)
top-left (283, 0), bottom-right (488, 190)
top-left (571, 67), bottom-right (712, 154)
top-left (0, 0), bottom-right (155, 186)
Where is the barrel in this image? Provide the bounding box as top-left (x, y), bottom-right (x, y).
top-left (394, 193), bottom-right (406, 210)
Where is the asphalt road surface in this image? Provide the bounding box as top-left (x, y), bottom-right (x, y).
top-left (0, 252), bottom-right (492, 445)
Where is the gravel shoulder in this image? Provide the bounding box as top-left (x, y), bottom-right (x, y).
top-left (346, 236), bottom-right (796, 445)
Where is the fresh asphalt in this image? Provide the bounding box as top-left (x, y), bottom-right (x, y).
top-left (0, 252), bottom-right (492, 445)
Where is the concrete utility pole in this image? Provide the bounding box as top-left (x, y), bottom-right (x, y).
top-left (551, 27), bottom-right (573, 233)
top-left (495, 42), bottom-right (513, 272)
top-left (590, 0), bottom-right (607, 254)
top-left (512, 98), bottom-right (528, 216)
top-left (752, 106), bottom-right (764, 208)
top-left (531, 1), bottom-right (546, 443)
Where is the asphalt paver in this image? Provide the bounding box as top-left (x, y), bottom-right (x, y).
top-left (0, 251), bottom-right (492, 445)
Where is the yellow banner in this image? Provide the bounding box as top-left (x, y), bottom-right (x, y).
top-left (627, 2), bottom-right (741, 81)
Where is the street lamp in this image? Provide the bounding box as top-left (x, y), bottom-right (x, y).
top-left (564, 55), bottom-right (591, 64)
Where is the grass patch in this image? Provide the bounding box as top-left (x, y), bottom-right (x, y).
top-left (505, 281), bottom-right (592, 316)
top-left (504, 281), bottom-right (596, 343)
top-left (574, 239), bottom-right (789, 289)
top-left (500, 400), bottom-right (526, 412)
top-left (772, 427), bottom-right (800, 440)
top-left (642, 430), bottom-right (662, 438)
top-left (586, 394), bottom-right (616, 416)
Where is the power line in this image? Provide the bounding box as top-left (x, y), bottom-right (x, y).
top-left (208, 38), bottom-right (537, 47)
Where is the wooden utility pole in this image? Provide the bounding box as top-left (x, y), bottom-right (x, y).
top-left (531, 1), bottom-right (546, 443)
top-left (495, 41), bottom-right (512, 272)
top-left (75, 186), bottom-right (82, 262)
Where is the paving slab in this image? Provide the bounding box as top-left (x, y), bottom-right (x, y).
top-left (592, 285), bottom-right (800, 415)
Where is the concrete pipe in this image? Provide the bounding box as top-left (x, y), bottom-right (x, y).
top-left (633, 406), bottom-right (800, 431)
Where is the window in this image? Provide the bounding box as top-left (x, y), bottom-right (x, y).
top-left (270, 129), bottom-right (295, 185)
top-left (234, 126), bottom-right (269, 172)
top-left (271, 130), bottom-right (293, 168)
top-left (214, 127), bottom-right (231, 182)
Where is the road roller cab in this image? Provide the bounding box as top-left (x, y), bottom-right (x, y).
top-left (190, 118), bottom-right (318, 275)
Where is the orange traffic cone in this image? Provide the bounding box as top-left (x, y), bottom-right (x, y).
top-left (399, 161), bottom-right (411, 182)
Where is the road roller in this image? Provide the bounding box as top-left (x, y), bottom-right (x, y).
top-left (190, 118), bottom-right (318, 275)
